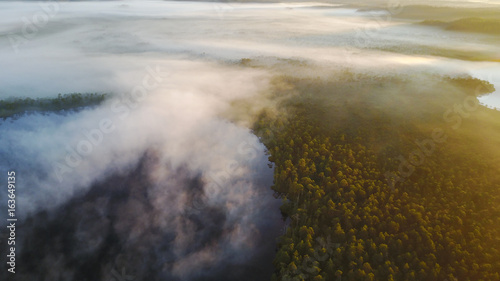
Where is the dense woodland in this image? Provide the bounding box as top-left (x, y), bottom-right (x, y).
top-left (0, 93), bottom-right (108, 119)
top-left (253, 73), bottom-right (500, 281)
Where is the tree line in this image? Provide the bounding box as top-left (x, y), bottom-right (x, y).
top-left (254, 74), bottom-right (500, 281)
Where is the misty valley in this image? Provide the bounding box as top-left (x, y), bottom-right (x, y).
top-left (1, 1), bottom-right (500, 281)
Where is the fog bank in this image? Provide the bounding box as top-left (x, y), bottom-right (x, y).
top-left (0, 0), bottom-right (499, 279)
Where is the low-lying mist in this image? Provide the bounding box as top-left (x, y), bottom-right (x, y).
top-left (0, 58), bottom-right (282, 280)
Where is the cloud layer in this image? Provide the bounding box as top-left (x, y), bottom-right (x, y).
top-left (0, 1), bottom-right (499, 279)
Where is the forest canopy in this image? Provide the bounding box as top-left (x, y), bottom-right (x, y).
top-left (251, 69), bottom-right (500, 281)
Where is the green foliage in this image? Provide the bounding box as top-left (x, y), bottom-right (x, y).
top-left (255, 74), bottom-right (500, 281)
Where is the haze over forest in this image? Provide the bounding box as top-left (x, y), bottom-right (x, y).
top-left (0, 1), bottom-right (499, 280)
